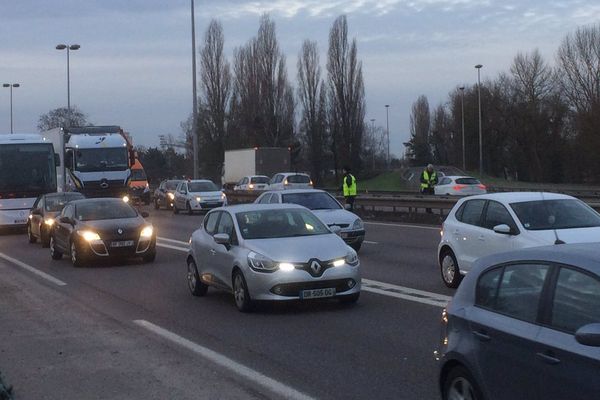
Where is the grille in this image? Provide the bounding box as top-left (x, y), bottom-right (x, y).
top-left (270, 279), bottom-right (356, 297)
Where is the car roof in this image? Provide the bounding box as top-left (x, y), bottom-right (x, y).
top-left (217, 203), bottom-right (306, 213)
top-left (68, 198), bottom-right (128, 206)
top-left (187, 179), bottom-right (215, 183)
top-left (277, 172), bottom-right (310, 176)
top-left (265, 189), bottom-right (326, 195)
top-left (458, 191), bottom-right (573, 203)
top-left (44, 192), bottom-right (84, 198)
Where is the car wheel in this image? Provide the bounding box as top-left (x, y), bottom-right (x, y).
top-left (443, 365), bottom-right (483, 400)
top-left (143, 250), bottom-right (156, 263)
top-left (50, 236), bottom-right (63, 260)
top-left (440, 249), bottom-right (462, 288)
top-left (187, 259), bottom-right (208, 296)
top-left (70, 240), bottom-right (85, 268)
top-left (41, 227), bottom-right (50, 248)
top-left (338, 292), bottom-right (360, 304)
top-left (233, 271), bottom-right (253, 312)
top-left (187, 202), bottom-right (193, 215)
top-left (27, 223), bottom-right (37, 243)
top-left (154, 199), bottom-right (160, 210)
top-left (173, 203), bottom-right (180, 214)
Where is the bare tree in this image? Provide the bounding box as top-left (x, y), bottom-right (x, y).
top-left (37, 107), bottom-right (89, 131)
top-left (405, 95), bottom-right (431, 165)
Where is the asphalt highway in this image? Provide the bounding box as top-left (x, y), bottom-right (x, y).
top-left (0, 207), bottom-right (451, 400)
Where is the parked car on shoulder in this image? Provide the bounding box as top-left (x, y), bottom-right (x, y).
top-left (154, 179), bottom-right (181, 210)
top-left (173, 180), bottom-right (227, 215)
top-left (186, 203), bottom-right (361, 312)
top-left (434, 176), bottom-right (487, 196)
top-left (437, 243), bottom-right (600, 400)
top-left (438, 192), bottom-right (600, 288)
top-left (28, 192), bottom-right (85, 247)
top-left (234, 175), bottom-right (270, 191)
top-left (269, 172), bottom-right (313, 190)
top-left (255, 189), bottom-right (365, 251)
top-left (49, 198), bottom-right (156, 267)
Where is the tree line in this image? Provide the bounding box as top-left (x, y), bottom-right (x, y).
top-left (405, 23), bottom-right (600, 184)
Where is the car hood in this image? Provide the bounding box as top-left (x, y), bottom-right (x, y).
top-left (525, 226), bottom-right (600, 245)
top-left (244, 234), bottom-right (350, 263)
top-left (188, 191), bottom-right (222, 198)
top-left (311, 209), bottom-right (358, 227)
top-left (78, 217), bottom-right (146, 238)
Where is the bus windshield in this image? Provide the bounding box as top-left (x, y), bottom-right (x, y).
top-left (0, 143), bottom-right (56, 195)
top-left (75, 147), bottom-right (128, 172)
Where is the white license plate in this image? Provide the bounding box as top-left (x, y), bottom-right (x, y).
top-left (110, 240), bottom-right (134, 248)
top-left (300, 288), bottom-right (336, 299)
top-left (14, 219), bottom-right (27, 224)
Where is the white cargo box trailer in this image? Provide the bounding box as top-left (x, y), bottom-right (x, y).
top-left (223, 147), bottom-right (290, 186)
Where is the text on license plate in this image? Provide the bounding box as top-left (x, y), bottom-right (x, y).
top-left (110, 240), bottom-right (134, 248)
top-left (300, 288), bottom-right (336, 299)
top-left (14, 219), bottom-right (27, 224)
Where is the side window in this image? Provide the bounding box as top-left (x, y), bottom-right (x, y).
top-left (494, 264), bottom-right (550, 322)
top-left (483, 201), bottom-right (517, 231)
top-left (63, 204), bottom-right (74, 219)
top-left (459, 199), bottom-right (486, 226)
top-left (216, 212), bottom-right (235, 237)
top-left (269, 193), bottom-right (280, 204)
top-left (204, 212), bottom-right (220, 235)
top-left (258, 194), bottom-right (272, 204)
top-left (551, 267), bottom-right (600, 334)
top-left (475, 267), bottom-right (503, 309)
top-left (243, 177), bottom-right (249, 185)
top-left (275, 175), bottom-right (284, 183)
top-left (33, 196), bottom-right (42, 209)
top-left (439, 177), bottom-right (451, 185)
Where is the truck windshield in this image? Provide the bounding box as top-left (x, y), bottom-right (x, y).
top-left (75, 148), bottom-right (128, 172)
top-left (130, 169), bottom-right (147, 181)
top-left (0, 143), bottom-right (56, 195)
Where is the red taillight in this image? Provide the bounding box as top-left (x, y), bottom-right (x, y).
top-left (478, 184), bottom-right (486, 190)
top-left (453, 184), bottom-right (466, 190)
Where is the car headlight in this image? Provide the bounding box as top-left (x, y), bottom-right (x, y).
top-left (278, 262), bottom-right (295, 272)
top-left (345, 249), bottom-right (359, 266)
top-left (332, 259), bottom-right (345, 267)
top-left (122, 195), bottom-right (130, 203)
top-left (44, 218), bottom-right (55, 226)
top-left (140, 226), bottom-right (154, 239)
top-left (167, 192), bottom-right (175, 200)
top-left (221, 192), bottom-right (227, 200)
top-left (247, 251), bottom-right (277, 272)
top-left (352, 218), bottom-right (364, 230)
top-left (196, 196), bottom-right (202, 202)
top-left (78, 230), bottom-right (101, 242)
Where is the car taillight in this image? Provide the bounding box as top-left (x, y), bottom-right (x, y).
top-left (478, 184), bottom-right (486, 190)
top-left (453, 184), bottom-right (466, 190)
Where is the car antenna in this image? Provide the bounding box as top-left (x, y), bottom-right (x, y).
top-left (540, 191), bottom-right (564, 245)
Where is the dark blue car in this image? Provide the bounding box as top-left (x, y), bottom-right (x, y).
top-left (437, 243), bottom-right (600, 400)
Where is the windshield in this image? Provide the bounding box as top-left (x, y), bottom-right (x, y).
top-left (130, 169), bottom-right (147, 181)
top-left (165, 180), bottom-right (180, 190)
top-left (45, 193), bottom-right (85, 212)
top-left (287, 174), bottom-right (310, 183)
top-left (75, 148), bottom-right (128, 172)
top-left (282, 192), bottom-right (341, 210)
top-left (251, 176), bottom-right (270, 184)
top-left (456, 178), bottom-right (480, 185)
top-left (189, 181), bottom-right (219, 192)
top-left (0, 143), bottom-right (56, 195)
top-left (510, 199), bottom-right (600, 230)
top-left (76, 200), bottom-right (138, 221)
top-left (236, 208), bottom-right (330, 239)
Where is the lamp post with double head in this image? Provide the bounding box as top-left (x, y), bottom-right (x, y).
top-left (475, 64), bottom-right (483, 176)
top-left (2, 83), bottom-right (20, 134)
top-left (385, 105), bottom-right (390, 169)
top-left (56, 44), bottom-right (80, 114)
top-left (459, 86), bottom-right (465, 171)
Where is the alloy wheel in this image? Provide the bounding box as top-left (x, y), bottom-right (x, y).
top-left (448, 377), bottom-right (477, 400)
top-left (187, 262), bottom-right (197, 292)
top-left (71, 242), bottom-right (78, 265)
top-left (442, 255), bottom-right (456, 283)
top-left (234, 274), bottom-right (245, 307)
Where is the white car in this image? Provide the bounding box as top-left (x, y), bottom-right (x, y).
top-left (234, 175), bottom-right (270, 191)
top-left (269, 172), bottom-right (313, 190)
top-left (438, 192), bottom-right (600, 288)
top-left (434, 176), bottom-right (487, 196)
top-left (256, 189), bottom-right (365, 251)
top-left (173, 180), bottom-right (227, 215)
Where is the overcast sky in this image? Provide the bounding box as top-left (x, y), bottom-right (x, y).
top-left (1, 0), bottom-right (599, 155)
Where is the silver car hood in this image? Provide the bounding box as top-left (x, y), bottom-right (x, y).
top-left (311, 209), bottom-right (357, 226)
top-left (244, 234), bottom-right (349, 263)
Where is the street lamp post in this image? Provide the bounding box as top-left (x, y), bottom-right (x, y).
top-left (459, 86), bottom-right (465, 171)
top-left (191, 0), bottom-right (199, 179)
top-left (56, 44), bottom-right (80, 113)
top-left (370, 118), bottom-right (376, 169)
top-left (475, 64), bottom-right (483, 176)
top-left (2, 83), bottom-right (19, 134)
top-left (385, 105), bottom-right (390, 169)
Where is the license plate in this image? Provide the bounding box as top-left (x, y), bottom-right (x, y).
top-left (300, 288), bottom-right (336, 299)
top-left (341, 232), bottom-right (349, 238)
top-left (14, 219), bottom-right (27, 224)
top-left (110, 240), bottom-right (134, 248)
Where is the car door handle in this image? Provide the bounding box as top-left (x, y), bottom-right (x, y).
top-left (209, 249), bottom-right (216, 256)
top-left (472, 330), bottom-right (491, 342)
top-left (536, 351), bottom-right (560, 365)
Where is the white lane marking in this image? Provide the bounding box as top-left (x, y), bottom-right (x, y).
top-left (134, 320), bottom-right (316, 400)
top-left (362, 278), bottom-right (451, 308)
top-left (0, 251), bottom-right (67, 286)
top-left (156, 243), bottom-right (189, 252)
top-left (157, 236), bottom-right (189, 245)
top-left (364, 240), bottom-right (378, 244)
top-left (364, 221), bottom-right (440, 230)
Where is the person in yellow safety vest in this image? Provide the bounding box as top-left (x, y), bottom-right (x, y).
top-left (342, 166), bottom-right (357, 212)
top-left (420, 164), bottom-right (438, 195)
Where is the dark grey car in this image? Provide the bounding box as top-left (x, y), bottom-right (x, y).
top-left (436, 243), bottom-right (600, 400)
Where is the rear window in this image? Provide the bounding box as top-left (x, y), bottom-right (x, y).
top-left (456, 178), bottom-right (480, 185)
top-left (44, 193), bottom-right (85, 212)
top-left (165, 180), bottom-right (180, 190)
top-left (287, 174), bottom-right (310, 183)
top-left (189, 181), bottom-right (219, 192)
top-left (76, 201), bottom-right (138, 221)
top-left (510, 199), bottom-right (600, 230)
top-left (250, 177), bottom-right (270, 184)
top-left (282, 192), bottom-right (341, 210)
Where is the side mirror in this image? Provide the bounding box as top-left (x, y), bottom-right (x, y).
top-left (141, 211), bottom-right (149, 218)
top-left (213, 233), bottom-right (231, 248)
top-left (31, 208), bottom-right (42, 216)
top-left (59, 216), bottom-right (72, 225)
top-left (493, 224), bottom-right (512, 235)
top-left (575, 323), bottom-right (600, 347)
top-left (330, 225), bottom-right (342, 236)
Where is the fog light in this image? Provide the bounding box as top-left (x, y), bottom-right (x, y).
top-left (274, 287), bottom-right (282, 294)
top-left (347, 279), bottom-right (355, 288)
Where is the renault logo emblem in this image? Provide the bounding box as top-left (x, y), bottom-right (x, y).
top-left (117, 228), bottom-right (123, 235)
top-left (310, 260), bottom-right (322, 274)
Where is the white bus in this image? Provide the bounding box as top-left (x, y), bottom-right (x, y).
top-left (0, 134), bottom-right (58, 228)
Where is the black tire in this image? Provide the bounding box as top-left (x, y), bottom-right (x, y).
top-left (442, 365), bottom-right (483, 400)
top-left (338, 292), bottom-right (360, 304)
top-left (154, 198), bottom-right (160, 210)
top-left (70, 240), bottom-right (86, 268)
top-left (173, 203), bottom-right (180, 214)
top-left (232, 271), bottom-right (253, 312)
top-left (27, 223), bottom-right (37, 244)
top-left (41, 227), bottom-right (50, 248)
top-left (440, 249), bottom-right (462, 288)
top-left (350, 242), bottom-right (362, 252)
top-left (50, 236), bottom-right (63, 260)
top-left (187, 202), bottom-right (194, 215)
top-left (187, 259), bottom-right (208, 296)
top-left (143, 250), bottom-right (156, 263)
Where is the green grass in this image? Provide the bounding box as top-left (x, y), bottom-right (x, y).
top-left (359, 171), bottom-right (409, 192)
top-left (466, 171), bottom-right (600, 190)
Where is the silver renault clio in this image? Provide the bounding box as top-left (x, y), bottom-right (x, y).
top-left (186, 203), bottom-right (361, 311)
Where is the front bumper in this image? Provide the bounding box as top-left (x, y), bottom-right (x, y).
top-left (189, 199), bottom-right (225, 210)
top-left (80, 236), bottom-right (156, 259)
top-left (130, 187), bottom-right (151, 202)
top-left (245, 263), bottom-right (361, 301)
top-left (340, 229), bottom-right (365, 245)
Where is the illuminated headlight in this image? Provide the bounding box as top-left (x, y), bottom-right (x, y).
top-left (28, 214), bottom-right (33, 220)
top-left (278, 262), bottom-right (295, 272)
top-left (140, 226), bottom-right (154, 239)
top-left (78, 230), bottom-right (101, 242)
top-left (195, 197), bottom-right (202, 202)
top-left (248, 184), bottom-right (255, 190)
top-left (122, 195), bottom-right (130, 203)
top-left (332, 259), bottom-right (345, 267)
top-left (247, 251), bottom-right (277, 272)
top-left (221, 192), bottom-right (227, 200)
top-left (345, 250), bottom-right (359, 266)
top-left (352, 219), bottom-right (364, 230)
top-left (167, 192), bottom-right (175, 200)
top-left (44, 218), bottom-right (55, 226)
